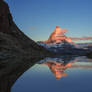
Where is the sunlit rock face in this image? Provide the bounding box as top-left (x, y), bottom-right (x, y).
top-left (38, 26), bottom-right (76, 50)
top-left (43, 26), bottom-right (74, 44)
top-left (37, 26), bottom-right (91, 55)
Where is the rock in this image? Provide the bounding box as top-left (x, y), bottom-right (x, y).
top-left (0, 0), bottom-right (11, 33)
top-left (37, 26), bottom-right (91, 55)
top-left (0, 0), bottom-right (54, 59)
top-left (42, 26), bottom-right (74, 44)
top-left (86, 52), bottom-right (92, 58)
top-left (0, 57), bottom-right (43, 92)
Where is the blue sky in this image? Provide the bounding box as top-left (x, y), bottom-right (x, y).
top-left (5, 0), bottom-right (92, 41)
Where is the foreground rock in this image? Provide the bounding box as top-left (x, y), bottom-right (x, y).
top-left (0, 0), bottom-right (54, 60)
top-left (86, 52), bottom-right (92, 58)
top-left (0, 56), bottom-right (43, 92)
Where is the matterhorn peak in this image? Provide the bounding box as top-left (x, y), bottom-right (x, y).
top-left (55, 26), bottom-right (67, 34)
top-left (43, 26), bottom-right (74, 44)
top-left (37, 26), bottom-right (91, 55)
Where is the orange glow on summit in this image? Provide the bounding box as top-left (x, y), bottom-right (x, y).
top-left (43, 26), bottom-right (74, 44)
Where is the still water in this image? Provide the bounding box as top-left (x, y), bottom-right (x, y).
top-left (11, 56), bottom-right (92, 92)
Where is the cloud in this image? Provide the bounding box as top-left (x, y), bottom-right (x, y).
top-left (30, 26), bottom-right (37, 31)
top-left (70, 37), bottom-right (92, 41)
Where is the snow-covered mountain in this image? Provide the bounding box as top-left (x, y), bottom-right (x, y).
top-left (37, 26), bottom-right (92, 55)
top-left (41, 26), bottom-right (74, 44)
top-left (37, 41), bottom-right (75, 49)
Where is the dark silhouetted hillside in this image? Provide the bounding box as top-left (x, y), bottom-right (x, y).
top-left (0, 0), bottom-right (54, 59)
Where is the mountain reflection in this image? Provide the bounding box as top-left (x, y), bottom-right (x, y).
top-left (39, 56), bottom-right (92, 80)
top-left (40, 61), bottom-right (74, 80)
top-left (0, 57), bottom-right (43, 92)
top-left (0, 56), bottom-right (92, 92)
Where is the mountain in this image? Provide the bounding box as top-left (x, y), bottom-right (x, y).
top-left (0, 0), bottom-right (54, 60)
top-left (42, 26), bottom-right (74, 44)
top-left (38, 26), bottom-right (76, 48)
top-left (37, 26), bottom-right (91, 55)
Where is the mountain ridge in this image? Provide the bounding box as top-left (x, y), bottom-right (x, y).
top-left (0, 0), bottom-right (54, 59)
top-left (37, 26), bottom-right (92, 55)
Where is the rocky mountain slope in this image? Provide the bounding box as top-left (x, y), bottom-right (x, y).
top-left (42, 26), bottom-right (74, 44)
top-left (38, 26), bottom-right (91, 55)
top-left (0, 0), bottom-right (54, 60)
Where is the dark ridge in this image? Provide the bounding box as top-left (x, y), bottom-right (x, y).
top-left (0, 0), bottom-right (54, 59)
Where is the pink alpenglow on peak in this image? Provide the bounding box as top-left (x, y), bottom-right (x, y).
top-left (43, 26), bottom-right (74, 44)
top-left (55, 26), bottom-right (67, 34)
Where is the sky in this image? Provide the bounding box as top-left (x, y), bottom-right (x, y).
top-left (5, 0), bottom-right (92, 42)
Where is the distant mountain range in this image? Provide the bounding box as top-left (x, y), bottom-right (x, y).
top-left (37, 26), bottom-right (92, 55)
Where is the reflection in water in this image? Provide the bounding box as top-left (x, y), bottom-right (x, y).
top-left (40, 61), bottom-right (75, 80)
top-left (39, 56), bottom-right (92, 80)
top-left (11, 56), bottom-right (92, 92)
top-left (0, 57), bottom-right (43, 92)
top-left (0, 56), bottom-right (92, 92)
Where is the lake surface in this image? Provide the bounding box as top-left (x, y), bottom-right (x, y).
top-left (11, 56), bottom-right (92, 92)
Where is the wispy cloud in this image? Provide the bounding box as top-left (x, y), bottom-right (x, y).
top-left (70, 37), bottom-right (92, 41)
top-left (30, 26), bottom-right (37, 31)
